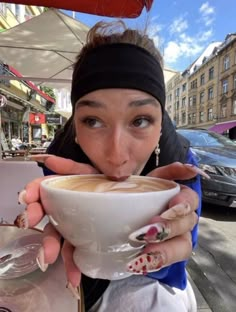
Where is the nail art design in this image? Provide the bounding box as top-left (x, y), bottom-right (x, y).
top-left (127, 252), bottom-right (165, 274)
top-left (18, 190), bottom-right (27, 205)
top-left (129, 223), bottom-right (170, 243)
top-left (185, 164), bottom-right (210, 179)
top-left (14, 211), bottom-right (29, 229)
top-left (161, 202), bottom-right (191, 220)
top-left (66, 282), bottom-right (80, 300)
top-left (36, 247), bottom-right (48, 272)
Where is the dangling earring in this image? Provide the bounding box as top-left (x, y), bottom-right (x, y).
top-left (75, 137), bottom-right (78, 145)
top-left (155, 143), bottom-right (160, 167)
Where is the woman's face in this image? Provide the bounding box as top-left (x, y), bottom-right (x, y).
top-left (74, 89), bottom-right (162, 180)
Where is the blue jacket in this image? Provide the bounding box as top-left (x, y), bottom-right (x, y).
top-left (147, 150), bottom-right (201, 289)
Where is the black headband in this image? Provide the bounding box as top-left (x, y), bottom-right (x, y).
top-left (71, 43), bottom-right (166, 111)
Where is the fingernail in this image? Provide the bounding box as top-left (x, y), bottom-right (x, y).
top-left (129, 223), bottom-right (170, 243)
top-left (66, 282), bottom-right (80, 300)
top-left (36, 247), bottom-right (48, 272)
top-left (14, 210), bottom-right (29, 229)
top-left (161, 202), bottom-right (191, 220)
top-left (18, 190), bottom-right (27, 205)
top-left (185, 164), bottom-right (210, 179)
top-left (28, 154), bottom-right (52, 164)
top-left (127, 252), bottom-right (165, 274)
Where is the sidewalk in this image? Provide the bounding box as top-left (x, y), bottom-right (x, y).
top-left (188, 274), bottom-right (212, 312)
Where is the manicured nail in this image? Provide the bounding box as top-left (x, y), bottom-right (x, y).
top-left (14, 210), bottom-right (29, 229)
top-left (36, 247), bottom-right (48, 272)
top-left (127, 252), bottom-right (165, 274)
top-left (66, 282), bottom-right (80, 300)
top-left (161, 202), bottom-right (191, 220)
top-left (28, 154), bottom-right (52, 164)
top-left (18, 190), bottom-right (27, 205)
top-left (129, 223), bottom-right (170, 243)
top-left (185, 164), bottom-right (210, 179)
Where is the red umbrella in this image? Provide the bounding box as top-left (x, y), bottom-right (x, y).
top-left (3, 0), bottom-right (154, 18)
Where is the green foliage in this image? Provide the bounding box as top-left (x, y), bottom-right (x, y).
top-left (40, 86), bottom-right (56, 100)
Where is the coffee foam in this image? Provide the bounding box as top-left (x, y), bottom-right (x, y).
top-left (49, 175), bottom-right (171, 193)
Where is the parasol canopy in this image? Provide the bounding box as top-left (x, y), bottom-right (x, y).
top-left (2, 0), bottom-right (154, 18)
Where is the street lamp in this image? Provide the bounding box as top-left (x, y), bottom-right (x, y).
top-left (0, 94), bottom-right (8, 160)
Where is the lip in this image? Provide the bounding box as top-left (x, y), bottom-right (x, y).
top-left (106, 176), bottom-right (130, 181)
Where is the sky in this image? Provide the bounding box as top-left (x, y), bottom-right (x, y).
top-left (65, 0), bottom-right (236, 72)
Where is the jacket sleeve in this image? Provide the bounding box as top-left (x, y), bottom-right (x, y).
top-left (147, 149), bottom-right (202, 289)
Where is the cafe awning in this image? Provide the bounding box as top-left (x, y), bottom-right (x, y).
top-left (3, 0), bottom-right (153, 18)
top-left (0, 9), bottom-right (89, 89)
top-left (208, 120), bottom-right (236, 134)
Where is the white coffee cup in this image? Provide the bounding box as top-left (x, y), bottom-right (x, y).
top-left (40, 174), bottom-right (180, 280)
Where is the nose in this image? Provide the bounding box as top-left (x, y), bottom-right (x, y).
top-left (106, 129), bottom-right (129, 167)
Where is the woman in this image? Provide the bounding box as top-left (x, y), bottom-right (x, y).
top-left (15, 21), bottom-right (207, 311)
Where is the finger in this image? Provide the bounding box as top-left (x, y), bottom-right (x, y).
top-left (30, 154), bottom-right (99, 175)
top-left (18, 175), bottom-right (57, 205)
top-left (61, 240), bottom-right (81, 288)
top-left (127, 232), bottom-right (192, 274)
top-left (160, 185), bottom-right (199, 220)
top-left (14, 202), bottom-right (45, 229)
top-left (36, 223), bottom-right (61, 272)
top-left (129, 212), bottom-right (198, 244)
top-left (147, 162), bottom-right (210, 180)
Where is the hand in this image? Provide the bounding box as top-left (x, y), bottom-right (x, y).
top-left (126, 162), bottom-right (204, 274)
top-left (15, 157), bottom-right (204, 294)
top-left (15, 155), bottom-right (99, 298)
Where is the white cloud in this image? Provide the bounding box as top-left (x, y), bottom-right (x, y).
top-left (164, 39), bottom-right (203, 65)
top-left (147, 17), bottom-right (164, 50)
top-left (169, 16), bottom-right (188, 35)
top-left (199, 2), bottom-right (215, 15)
top-left (199, 2), bottom-right (215, 27)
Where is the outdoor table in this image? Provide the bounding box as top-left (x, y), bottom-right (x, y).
top-left (0, 160), bottom-right (79, 311)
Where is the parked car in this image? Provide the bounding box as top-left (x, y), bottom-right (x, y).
top-left (177, 129), bottom-right (236, 208)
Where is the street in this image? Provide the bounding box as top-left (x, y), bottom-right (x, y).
top-left (188, 203), bottom-right (236, 312)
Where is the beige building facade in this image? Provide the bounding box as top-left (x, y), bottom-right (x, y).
top-left (166, 34), bottom-right (236, 139)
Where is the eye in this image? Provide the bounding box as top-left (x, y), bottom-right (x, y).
top-left (82, 117), bottom-right (103, 128)
top-left (132, 117), bottom-right (154, 128)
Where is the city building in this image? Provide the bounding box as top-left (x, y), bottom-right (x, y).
top-left (166, 34), bottom-right (236, 140)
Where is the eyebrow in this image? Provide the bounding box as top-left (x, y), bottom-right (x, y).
top-left (75, 97), bottom-right (159, 109)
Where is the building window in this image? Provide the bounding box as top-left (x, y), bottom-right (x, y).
top-left (182, 97), bottom-right (186, 108)
top-left (192, 113), bottom-right (196, 124)
top-left (222, 79), bottom-right (228, 94)
top-left (208, 108), bottom-right (213, 121)
top-left (208, 87), bottom-right (214, 100)
top-left (223, 55), bottom-right (230, 70)
top-left (175, 101), bottom-right (179, 110)
top-left (232, 98), bottom-right (236, 115)
top-left (199, 111), bottom-right (204, 122)
top-left (234, 74), bottom-right (236, 89)
top-left (190, 79), bottom-right (197, 89)
top-left (182, 112), bottom-right (186, 124)
top-left (200, 91), bottom-right (204, 104)
top-left (175, 88), bottom-right (180, 97)
top-left (200, 74), bottom-right (205, 86)
top-left (188, 113), bottom-right (192, 124)
top-left (220, 105), bottom-right (227, 118)
top-left (167, 93), bottom-right (172, 103)
top-left (189, 96), bottom-right (193, 107)
top-left (192, 95), bottom-right (197, 106)
top-left (182, 83), bottom-right (187, 92)
top-left (209, 67), bottom-right (214, 80)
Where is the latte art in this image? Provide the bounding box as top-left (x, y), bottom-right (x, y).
top-left (50, 175), bottom-right (169, 193)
